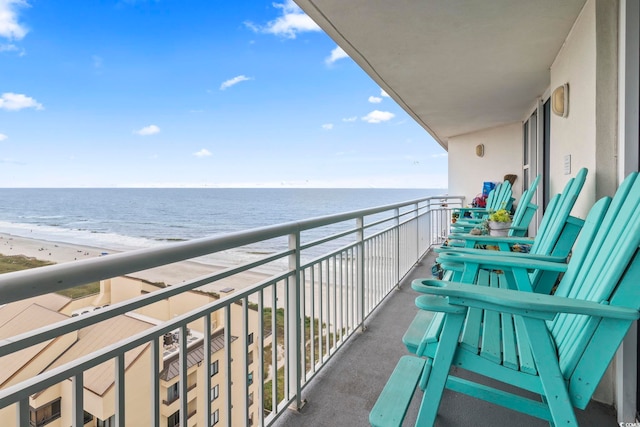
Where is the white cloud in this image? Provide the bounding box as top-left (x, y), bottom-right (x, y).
top-left (325, 46), bottom-right (348, 65)
top-left (220, 75), bottom-right (252, 90)
top-left (0, 0), bottom-right (29, 41)
top-left (368, 96), bottom-right (382, 104)
top-left (342, 116), bottom-right (357, 122)
top-left (0, 133), bottom-right (7, 141)
top-left (134, 124), bottom-right (160, 136)
top-left (0, 92), bottom-right (43, 111)
top-left (194, 148), bottom-right (212, 158)
top-left (0, 43), bottom-right (17, 51)
top-left (322, 123), bottom-right (333, 130)
top-left (380, 89), bottom-right (390, 97)
top-left (92, 55), bottom-right (103, 68)
top-left (361, 110), bottom-right (395, 124)
top-left (246, 0), bottom-right (321, 39)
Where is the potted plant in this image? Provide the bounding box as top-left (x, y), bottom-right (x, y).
top-left (487, 209), bottom-right (512, 236)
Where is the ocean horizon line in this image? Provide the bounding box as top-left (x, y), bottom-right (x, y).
top-left (0, 186), bottom-right (448, 190)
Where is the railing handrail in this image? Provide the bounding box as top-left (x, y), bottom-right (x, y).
top-left (0, 195), bottom-right (462, 304)
top-left (0, 192), bottom-right (463, 427)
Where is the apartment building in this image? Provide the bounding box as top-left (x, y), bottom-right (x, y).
top-left (0, 276), bottom-right (262, 427)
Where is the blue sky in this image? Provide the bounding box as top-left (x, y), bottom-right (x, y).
top-left (0, 0), bottom-right (447, 188)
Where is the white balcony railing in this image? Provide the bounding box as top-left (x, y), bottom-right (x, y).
top-left (0, 194), bottom-right (462, 427)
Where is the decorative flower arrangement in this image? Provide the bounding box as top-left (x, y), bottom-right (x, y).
top-left (488, 209), bottom-right (511, 223)
top-left (487, 209), bottom-right (512, 236)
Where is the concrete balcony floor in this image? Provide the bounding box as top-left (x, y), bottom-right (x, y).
top-left (276, 250), bottom-right (618, 427)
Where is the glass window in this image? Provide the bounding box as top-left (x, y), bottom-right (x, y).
top-left (248, 371), bottom-right (254, 386)
top-left (167, 382), bottom-right (179, 403)
top-left (210, 360), bottom-right (219, 377)
top-left (247, 333), bottom-right (254, 345)
top-left (96, 415), bottom-right (115, 427)
top-left (29, 398), bottom-right (61, 427)
top-left (211, 409), bottom-right (219, 426)
top-left (83, 411), bottom-right (94, 424)
top-left (167, 410), bottom-right (180, 427)
top-left (210, 384), bottom-right (219, 401)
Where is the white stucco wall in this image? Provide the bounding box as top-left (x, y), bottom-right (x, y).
top-left (549, 1), bottom-right (597, 219)
top-left (448, 123), bottom-right (523, 206)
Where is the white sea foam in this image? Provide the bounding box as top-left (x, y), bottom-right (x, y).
top-left (0, 220), bottom-right (159, 251)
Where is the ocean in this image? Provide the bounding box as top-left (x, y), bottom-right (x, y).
top-left (0, 188), bottom-right (444, 259)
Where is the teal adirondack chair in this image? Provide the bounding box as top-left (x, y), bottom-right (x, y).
top-left (449, 175), bottom-right (540, 237)
top-left (403, 169), bottom-right (601, 362)
top-left (453, 180), bottom-right (513, 220)
top-left (370, 171), bottom-right (640, 427)
top-left (438, 169), bottom-right (587, 288)
top-left (444, 168), bottom-right (586, 254)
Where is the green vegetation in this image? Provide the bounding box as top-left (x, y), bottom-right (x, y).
top-left (263, 365), bottom-right (285, 413)
top-left (55, 282), bottom-right (101, 299)
top-left (262, 307), bottom-right (342, 412)
top-left (0, 254), bottom-right (99, 299)
top-left (488, 208), bottom-right (511, 222)
top-left (0, 254), bottom-right (52, 273)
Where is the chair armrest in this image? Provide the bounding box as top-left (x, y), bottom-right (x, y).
top-left (455, 207), bottom-right (489, 213)
top-left (412, 279), bottom-right (639, 321)
top-left (436, 251), bottom-right (569, 273)
top-left (446, 234), bottom-right (535, 246)
top-left (435, 246), bottom-right (567, 263)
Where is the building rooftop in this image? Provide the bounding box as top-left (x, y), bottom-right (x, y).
top-left (0, 303), bottom-right (69, 387)
top-left (44, 314), bottom-right (154, 396)
top-left (160, 330), bottom-right (237, 382)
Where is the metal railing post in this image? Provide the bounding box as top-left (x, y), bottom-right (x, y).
top-left (427, 199), bottom-right (434, 246)
top-left (115, 354), bottom-right (125, 427)
top-left (413, 203), bottom-right (419, 262)
top-left (394, 208), bottom-right (400, 285)
top-left (287, 231), bottom-right (305, 410)
top-left (72, 374), bottom-right (83, 427)
top-left (356, 217), bottom-right (365, 330)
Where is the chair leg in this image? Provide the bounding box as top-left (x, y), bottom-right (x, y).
top-left (521, 317), bottom-right (578, 427)
top-left (415, 312), bottom-right (466, 426)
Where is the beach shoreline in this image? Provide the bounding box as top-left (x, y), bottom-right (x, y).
top-left (0, 232), bottom-right (272, 294)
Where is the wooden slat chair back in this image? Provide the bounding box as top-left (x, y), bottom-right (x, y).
top-left (370, 172), bottom-right (640, 427)
top-left (531, 167), bottom-right (587, 256)
top-left (446, 168), bottom-right (586, 254)
top-left (450, 175), bottom-right (538, 236)
top-left (505, 174), bottom-right (540, 237)
top-left (439, 169), bottom-right (588, 291)
top-left (453, 180), bottom-right (513, 221)
top-left (449, 169), bottom-right (583, 244)
top-left (549, 171), bottom-right (640, 395)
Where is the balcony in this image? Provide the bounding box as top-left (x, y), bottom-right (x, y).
top-left (0, 195), bottom-right (617, 426)
top-left (274, 250), bottom-right (617, 427)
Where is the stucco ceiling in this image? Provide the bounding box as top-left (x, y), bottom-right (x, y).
top-left (294, 0), bottom-right (587, 149)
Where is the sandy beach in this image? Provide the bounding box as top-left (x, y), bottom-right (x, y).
top-left (0, 233), bottom-right (273, 294)
top-left (0, 233), bottom-right (350, 319)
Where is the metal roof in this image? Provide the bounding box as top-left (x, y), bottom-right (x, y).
top-left (160, 331), bottom-right (237, 382)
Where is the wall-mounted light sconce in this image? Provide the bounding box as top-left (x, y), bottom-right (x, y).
top-left (475, 144), bottom-right (484, 157)
top-left (551, 83), bottom-right (569, 118)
